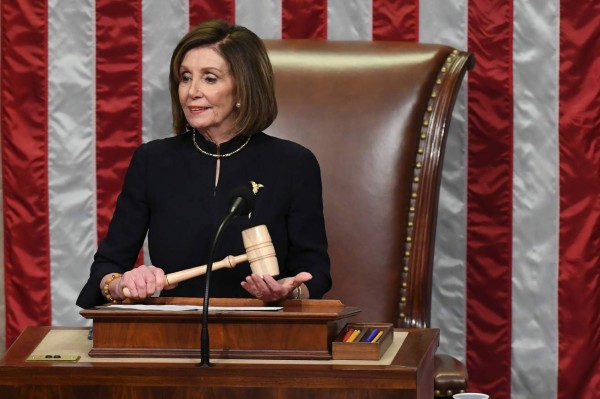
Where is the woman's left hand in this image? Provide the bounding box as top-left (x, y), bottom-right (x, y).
top-left (241, 272), bottom-right (312, 302)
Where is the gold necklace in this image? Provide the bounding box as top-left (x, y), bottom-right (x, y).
top-left (192, 131), bottom-right (251, 159)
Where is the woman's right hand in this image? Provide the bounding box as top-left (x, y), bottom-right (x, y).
top-left (104, 265), bottom-right (177, 301)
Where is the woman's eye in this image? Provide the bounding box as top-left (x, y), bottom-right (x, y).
top-left (180, 73), bottom-right (191, 83)
top-left (203, 75), bottom-right (217, 84)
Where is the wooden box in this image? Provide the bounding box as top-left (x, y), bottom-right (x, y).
top-left (332, 323), bottom-right (394, 360)
top-left (80, 298), bottom-right (361, 360)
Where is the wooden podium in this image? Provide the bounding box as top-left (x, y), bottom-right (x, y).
top-left (80, 298), bottom-right (361, 360)
top-left (0, 298), bottom-right (439, 399)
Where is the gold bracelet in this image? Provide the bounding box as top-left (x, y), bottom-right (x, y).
top-left (103, 273), bottom-right (122, 304)
top-left (295, 285), bottom-right (302, 300)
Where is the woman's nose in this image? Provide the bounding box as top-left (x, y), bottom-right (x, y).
top-left (188, 80), bottom-right (203, 98)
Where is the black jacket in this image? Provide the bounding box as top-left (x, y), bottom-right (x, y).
top-left (76, 132), bottom-right (331, 308)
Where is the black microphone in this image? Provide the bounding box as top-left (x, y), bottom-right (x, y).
top-left (200, 185), bottom-right (256, 367)
top-left (226, 185), bottom-right (256, 217)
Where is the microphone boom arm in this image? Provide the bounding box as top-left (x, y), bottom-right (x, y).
top-left (199, 210), bottom-right (237, 367)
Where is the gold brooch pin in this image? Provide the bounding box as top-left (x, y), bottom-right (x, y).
top-left (250, 181), bottom-right (264, 195)
top-left (248, 181), bottom-right (264, 219)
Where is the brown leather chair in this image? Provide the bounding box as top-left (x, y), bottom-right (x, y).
top-left (265, 40), bottom-right (475, 398)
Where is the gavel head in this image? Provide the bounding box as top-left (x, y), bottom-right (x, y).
top-left (242, 225), bottom-right (279, 277)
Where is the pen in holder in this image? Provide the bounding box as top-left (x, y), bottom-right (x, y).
top-left (332, 323), bottom-right (394, 360)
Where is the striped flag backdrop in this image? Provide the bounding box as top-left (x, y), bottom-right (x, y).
top-left (1, 1), bottom-right (598, 398)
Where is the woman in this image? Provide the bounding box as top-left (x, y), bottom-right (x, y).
top-left (76, 20), bottom-right (331, 308)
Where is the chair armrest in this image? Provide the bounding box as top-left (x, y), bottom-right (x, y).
top-left (434, 353), bottom-right (468, 398)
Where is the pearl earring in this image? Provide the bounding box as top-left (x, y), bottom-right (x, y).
top-left (236, 102), bottom-right (241, 108)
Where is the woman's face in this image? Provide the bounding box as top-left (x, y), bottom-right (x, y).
top-left (178, 46), bottom-right (237, 141)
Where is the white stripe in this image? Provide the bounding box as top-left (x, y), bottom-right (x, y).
top-left (48, 0), bottom-right (97, 326)
top-left (419, 0), bottom-right (469, 363)
top-left (236, 0), bottom-right (282, 39)
top-left (142, 0), bottom-right (189, 265)
top-left (142, 0), bottom-right (189, 144)
top-left (328, 0), bottom-right (372, 41)
top-left (511, 1), bottom-right (560, 398)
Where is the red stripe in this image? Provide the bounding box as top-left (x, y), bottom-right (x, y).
top-left (466, 1), bottom-right (514, 397)
top-left (0, 0), bottom-right (51, 348)
top-left (372, 0), bottom-right (418, 41)
top-left (95, 1), bottom-right (143, 243)
top-left (558, 2), bottom-right (600, 399)
top-left (282, 0), bottom-right (327, 39)
top-left (190, 0), bottom-right (235, 27)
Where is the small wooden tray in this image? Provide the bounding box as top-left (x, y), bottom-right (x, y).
top-left (331, 323), bottom-right (394, 360)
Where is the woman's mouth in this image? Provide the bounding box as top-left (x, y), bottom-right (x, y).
top-left (189, 106), bottom-right (209, 113)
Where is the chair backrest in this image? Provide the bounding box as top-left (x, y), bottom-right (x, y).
top-left (265, 40), bottom-right (474, 328)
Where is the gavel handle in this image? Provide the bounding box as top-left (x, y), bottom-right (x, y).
top-left (121, 253), bottom-right (248, 298)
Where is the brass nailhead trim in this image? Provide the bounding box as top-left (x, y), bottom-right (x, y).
top-left (401, 50), bottom-right (459, 329)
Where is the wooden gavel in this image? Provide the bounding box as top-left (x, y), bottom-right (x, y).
top-left (122, 225), bottom-right (279, 298)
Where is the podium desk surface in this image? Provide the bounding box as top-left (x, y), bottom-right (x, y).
top-left (0, 326), bottom-right (439, 399)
